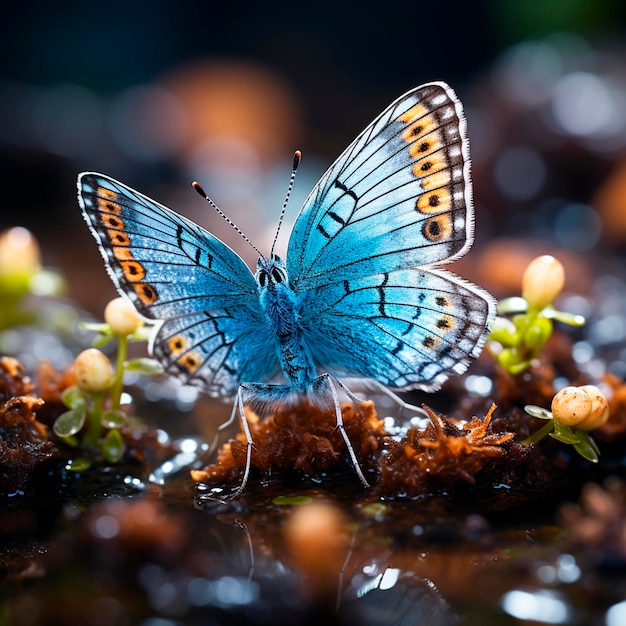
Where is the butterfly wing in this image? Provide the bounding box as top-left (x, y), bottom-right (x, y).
top-left (78, 173), bottom-right (277, 393)
top-left (299, 269), bottom-right (493, 391)
top-left (286, 82), bottom-right (495, 390)
top-left (288, 82), bottom-right (473, 287)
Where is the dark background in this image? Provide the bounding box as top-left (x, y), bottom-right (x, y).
top-left (1, 0), bottom-right (625, 310)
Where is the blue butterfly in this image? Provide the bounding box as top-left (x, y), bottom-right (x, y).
top-left (78, 81), bottom-right (496, 494)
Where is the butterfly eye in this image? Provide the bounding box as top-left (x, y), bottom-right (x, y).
top-left (257, 270), bottom-right (268, 287)
top-left (271, 267), bottom-right (285, 283)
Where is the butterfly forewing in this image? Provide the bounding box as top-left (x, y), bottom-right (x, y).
top-left (78, 173), bottom-right (259, 320)
top-left (286, 82), bottom-right (472, 290)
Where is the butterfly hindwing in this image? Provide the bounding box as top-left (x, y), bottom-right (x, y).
top-left (287, 82), bottom-right (472, 291)
top-left (152, 308), bottom-right (280, 396)
top-left (299, 268), bottom-right (494, 391)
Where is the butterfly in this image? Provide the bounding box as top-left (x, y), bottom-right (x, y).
top-left (78, 81), bottom-right (496, 495)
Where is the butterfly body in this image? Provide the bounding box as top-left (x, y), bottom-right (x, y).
top-left (255, 254), bottom-right (318, 395)
top-left (78, 81), bottom-right (496, 493)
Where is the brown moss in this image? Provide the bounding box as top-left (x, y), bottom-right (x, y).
top-left (0, 395), bottom-right (60, 494)
top-left (0, 357), bottom-right (35, 401)
top-left (191, 398), bottom-right (550, 511)
top-left (191, 400), bottom-right (386, 485)
top-left (0, 358), bottom-right (63, 494)
top-left (379, 404), bottom-right (526, 498)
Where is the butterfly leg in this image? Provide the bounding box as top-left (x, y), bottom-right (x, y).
top-left (313, 374), bottom-right (371, 488)
top-left (226, 381), bottom-right (295, 499)
top-left (367, 381), bottom-right (430, 421)
top-left (208, 400), bottom-right (239, 459)
top-left (231, 385), bottom-right (256, 499)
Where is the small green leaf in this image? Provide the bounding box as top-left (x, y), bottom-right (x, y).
top-left (101, 428), bottom-right (125, 463)
top-left (65, 457), bottom-right (92, 472)
top-left (524, 405), bottom-right (553, 420)
top-left (125, 357), bottom-right (164, 375)
top-left (272, 495), bottom-right (313, 505)
top-left (542, 308), bottom-right (586, 327)
top-left (572, 430), bottom-right (600, 463)
top-left (101, 409), bottom-right (127, 429)
top-left (61, 386), bottom-right (86, 410)
top-left (550, 421), bottom-right (580, 445)
top-left (92, 333), bottom-right (113, 348)
top-left (524, 317), bottom-right (553, 351)
top-left (80, 321), bottom-right (111, 333)
top-left (60, 434), bottom-right (79, 448)
top-left (497, 297), bottom-right (528, 315)
top-left (494, 343), bottom-right (533, 374)
top-left (53, 408), bottom-right (87, 437)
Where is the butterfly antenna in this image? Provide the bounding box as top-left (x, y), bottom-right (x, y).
top-left (270, 150), bottom-right (301, 258)
top-left (192, 181), bottom-right (263, 258)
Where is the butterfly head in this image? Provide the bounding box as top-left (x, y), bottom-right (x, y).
top-left (256, 254), bottom-right (289, 289)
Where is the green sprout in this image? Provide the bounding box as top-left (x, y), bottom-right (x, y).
top-left (53, 297), bottom-right (163, 471)
top-left (488, 255), bottom-right (585, 374)
top-left (522, 384), bottom-right (610, 462)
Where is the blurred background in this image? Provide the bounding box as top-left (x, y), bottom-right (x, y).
top-left (2, 0), bottom-right (626, 317)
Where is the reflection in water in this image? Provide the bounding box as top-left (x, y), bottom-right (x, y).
top-left (501, 588), bottom-right (574, 624)
top-left (347, 568), bottom-right (455, 626)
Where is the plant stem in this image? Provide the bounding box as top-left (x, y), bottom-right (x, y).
top-left (83, 392), bottom-right (104, 448)
top-left (111, 335), bottom-right (128, 410)
top-left (521, 419), bottom-right (554, 445)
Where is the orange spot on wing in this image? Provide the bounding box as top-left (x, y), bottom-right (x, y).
top-left (402, 114), bottom-right (438, 143)
top-left (422, 214), bottom-right (453, 242)
top-left (134, 283), bottom-right (158, 305)
top-left (121, 260), bottom-right (146, 282)
top-left (437, 315), bottom-right (455, 330)
top-left (408, 130), bottom-right (445, 158)
top-left (423, 336), bottom-right (439, 349)
top-left (179, 352), bottom-right (200, 372)
top-left (420, 170), bottom-right (452, 191)
top-left (413, 151), bottom-right (448, 178)
top-left (99, 187), bottom-right (117, 200)
top-left (399, 103), bottom-right (429, 124)
top-left (168, 335), bottom-right (187, 355)
top-left (113, 246), bottom-right (135, 261)
top-left (416, 188), bottom-right (452, 214)
top-left (97, 197), bottom-right (122, 214)
top-left (101, 214), bottom-right (125, 229)
top-left (107, 230), bottom-right (131, 246)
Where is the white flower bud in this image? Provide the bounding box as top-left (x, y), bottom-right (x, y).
top-left (522, 255), bottom-right (565, 310)
top-left (551, 385), bottom-right (610, 430)
top-left (74, 348), bottom-right (115, 392)
top-left (0, 227), bottom-right (41, 277)
top-left (576, 385), bottom-right (610, 430)
top-left (104, 297), bottom-right (143, 336)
